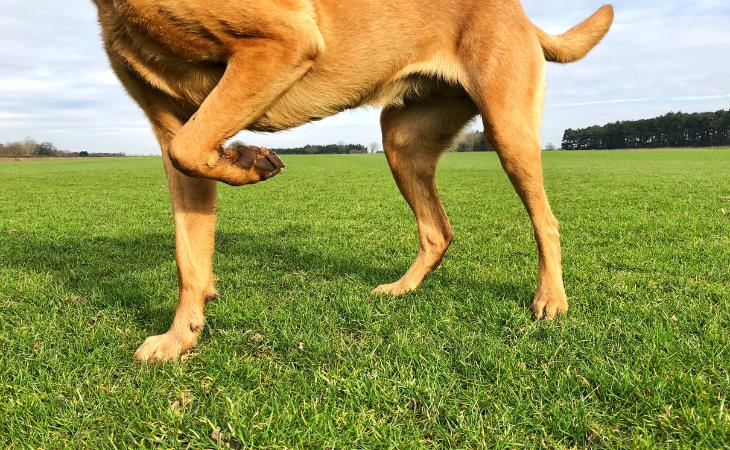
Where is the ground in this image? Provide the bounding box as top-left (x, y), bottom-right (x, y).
top-left (0, 149), bottom-right (728, 448)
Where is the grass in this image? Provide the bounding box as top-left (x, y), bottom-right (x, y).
top-left (0, 149), bottom-right (728, 448)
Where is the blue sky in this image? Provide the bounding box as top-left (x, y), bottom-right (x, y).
top-left (1, 0), bottom-right (729, 154)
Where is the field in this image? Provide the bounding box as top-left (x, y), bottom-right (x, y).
top-left (1, 149), bottom-right (729, 448)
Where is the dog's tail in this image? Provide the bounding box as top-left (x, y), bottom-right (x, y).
top-left (534, 5), bottom-right (614, 64)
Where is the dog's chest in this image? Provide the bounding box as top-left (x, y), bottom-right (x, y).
top-left (100, 1), bottom-right (227, 105)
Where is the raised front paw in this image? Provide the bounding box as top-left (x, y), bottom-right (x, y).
top-left (220, 144), bottom-right (284, 186)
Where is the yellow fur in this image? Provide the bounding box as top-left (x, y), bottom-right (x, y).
top-left (91, 0), bottom-right (614, 361)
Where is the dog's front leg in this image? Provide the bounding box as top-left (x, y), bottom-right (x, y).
top-left (107, 60), bottom-right (220, 361)
top-left (133, 134), bottom-right (219, 362)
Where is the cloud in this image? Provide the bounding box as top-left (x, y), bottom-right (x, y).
top-left (0, 1), bottom-right (728, 153)
top-left (551, 94), bottom-right (730, 108)
top-left (528, 0), bottom-right (730, 144)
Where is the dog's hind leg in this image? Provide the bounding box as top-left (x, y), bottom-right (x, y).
top-left (463, 31), bottom-right (568, 319)
top-left (372, 90), bottom-right (477, 296)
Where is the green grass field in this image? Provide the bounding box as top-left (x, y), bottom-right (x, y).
top-left (1, 149), bottom-right (729, 448)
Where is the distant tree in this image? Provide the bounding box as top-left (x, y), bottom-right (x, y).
top-left (0, 139), bottom-right (124, 157)
top-left (230, 141), bottom-right (368, 155)
top-left (0, 139), bottom-right (34, 157)
top-left (79, 151), bottom-right (89, 157)
top-left (453, 130), bottom-right (495, 152)
top-left (20, 138), bottom-right (37, 157)
top-left (368, 142), bottom-right (382, 154)
top-left (544, 142), bottom-right (557, 151)
top-left (35, 142), bottom-right (58, 156)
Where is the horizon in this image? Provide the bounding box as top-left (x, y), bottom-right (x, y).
top-left (5, 107), bottom-right (729, 155)
top-left (1, 0), bottom-right (729, 154)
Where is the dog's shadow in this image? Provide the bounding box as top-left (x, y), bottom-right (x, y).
top-left (1, 227), bottom-right (532, 331)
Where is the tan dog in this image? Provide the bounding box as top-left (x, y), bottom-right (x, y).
top-left (92, 0), bottom-right (614, 361)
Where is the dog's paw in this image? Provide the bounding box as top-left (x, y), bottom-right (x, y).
top-left (220, 144), bottom-right (284, 186)
top-left (133, 332), bottom-right (194, 362)
top-left (370, 281), bottom-right (417, 297)
top-left (531, 288), bottom-right (569, 320)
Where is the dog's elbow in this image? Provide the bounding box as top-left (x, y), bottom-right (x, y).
top-left (289, 13), bottom-right (325, 63)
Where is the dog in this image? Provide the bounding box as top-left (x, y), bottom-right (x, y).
top-left (92, 0), bottom-right (614, 361)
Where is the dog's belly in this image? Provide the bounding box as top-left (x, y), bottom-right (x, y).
top-left (101, 1), bottom-right (230, 106)
top-left (249, 47), bottom-right (461, 132)
top-left (249, 73), bottom-right (442, 132)
top-left (248, 75), bottom-right (378, 132)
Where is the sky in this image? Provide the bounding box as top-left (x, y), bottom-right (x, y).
top-left (1, 0), bottom-right (729, 154)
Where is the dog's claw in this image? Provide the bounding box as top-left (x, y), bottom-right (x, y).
top-left (264, 151), bottom-right (285, 170)
top-left (531, 289), bottom-right (568, 320)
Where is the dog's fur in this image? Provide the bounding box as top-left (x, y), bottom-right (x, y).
top-left (92, 0), bottom-right (614, 361)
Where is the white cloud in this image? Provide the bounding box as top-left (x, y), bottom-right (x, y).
top-left (551, 94), bottom-right (730, 108)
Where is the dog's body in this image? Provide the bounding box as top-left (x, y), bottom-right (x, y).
top-left (92, 0), bottom-right (614, 361)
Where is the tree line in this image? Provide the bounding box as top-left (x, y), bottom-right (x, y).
top-left (0, 138), bottom-right (125, 158)
top-left (562, 110), bottom-right (730, 150)
top-left (271, 133), bottom-right (500, 154)
top-left (266, 133), bottom-right (498, 154)
top-left (17, 108), bottom-right (725, 159)
top-left (270, 143), bottom-right (368, 155)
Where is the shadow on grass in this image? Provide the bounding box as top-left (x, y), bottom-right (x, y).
top-left (0, 228), bottom-right (534, 330)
